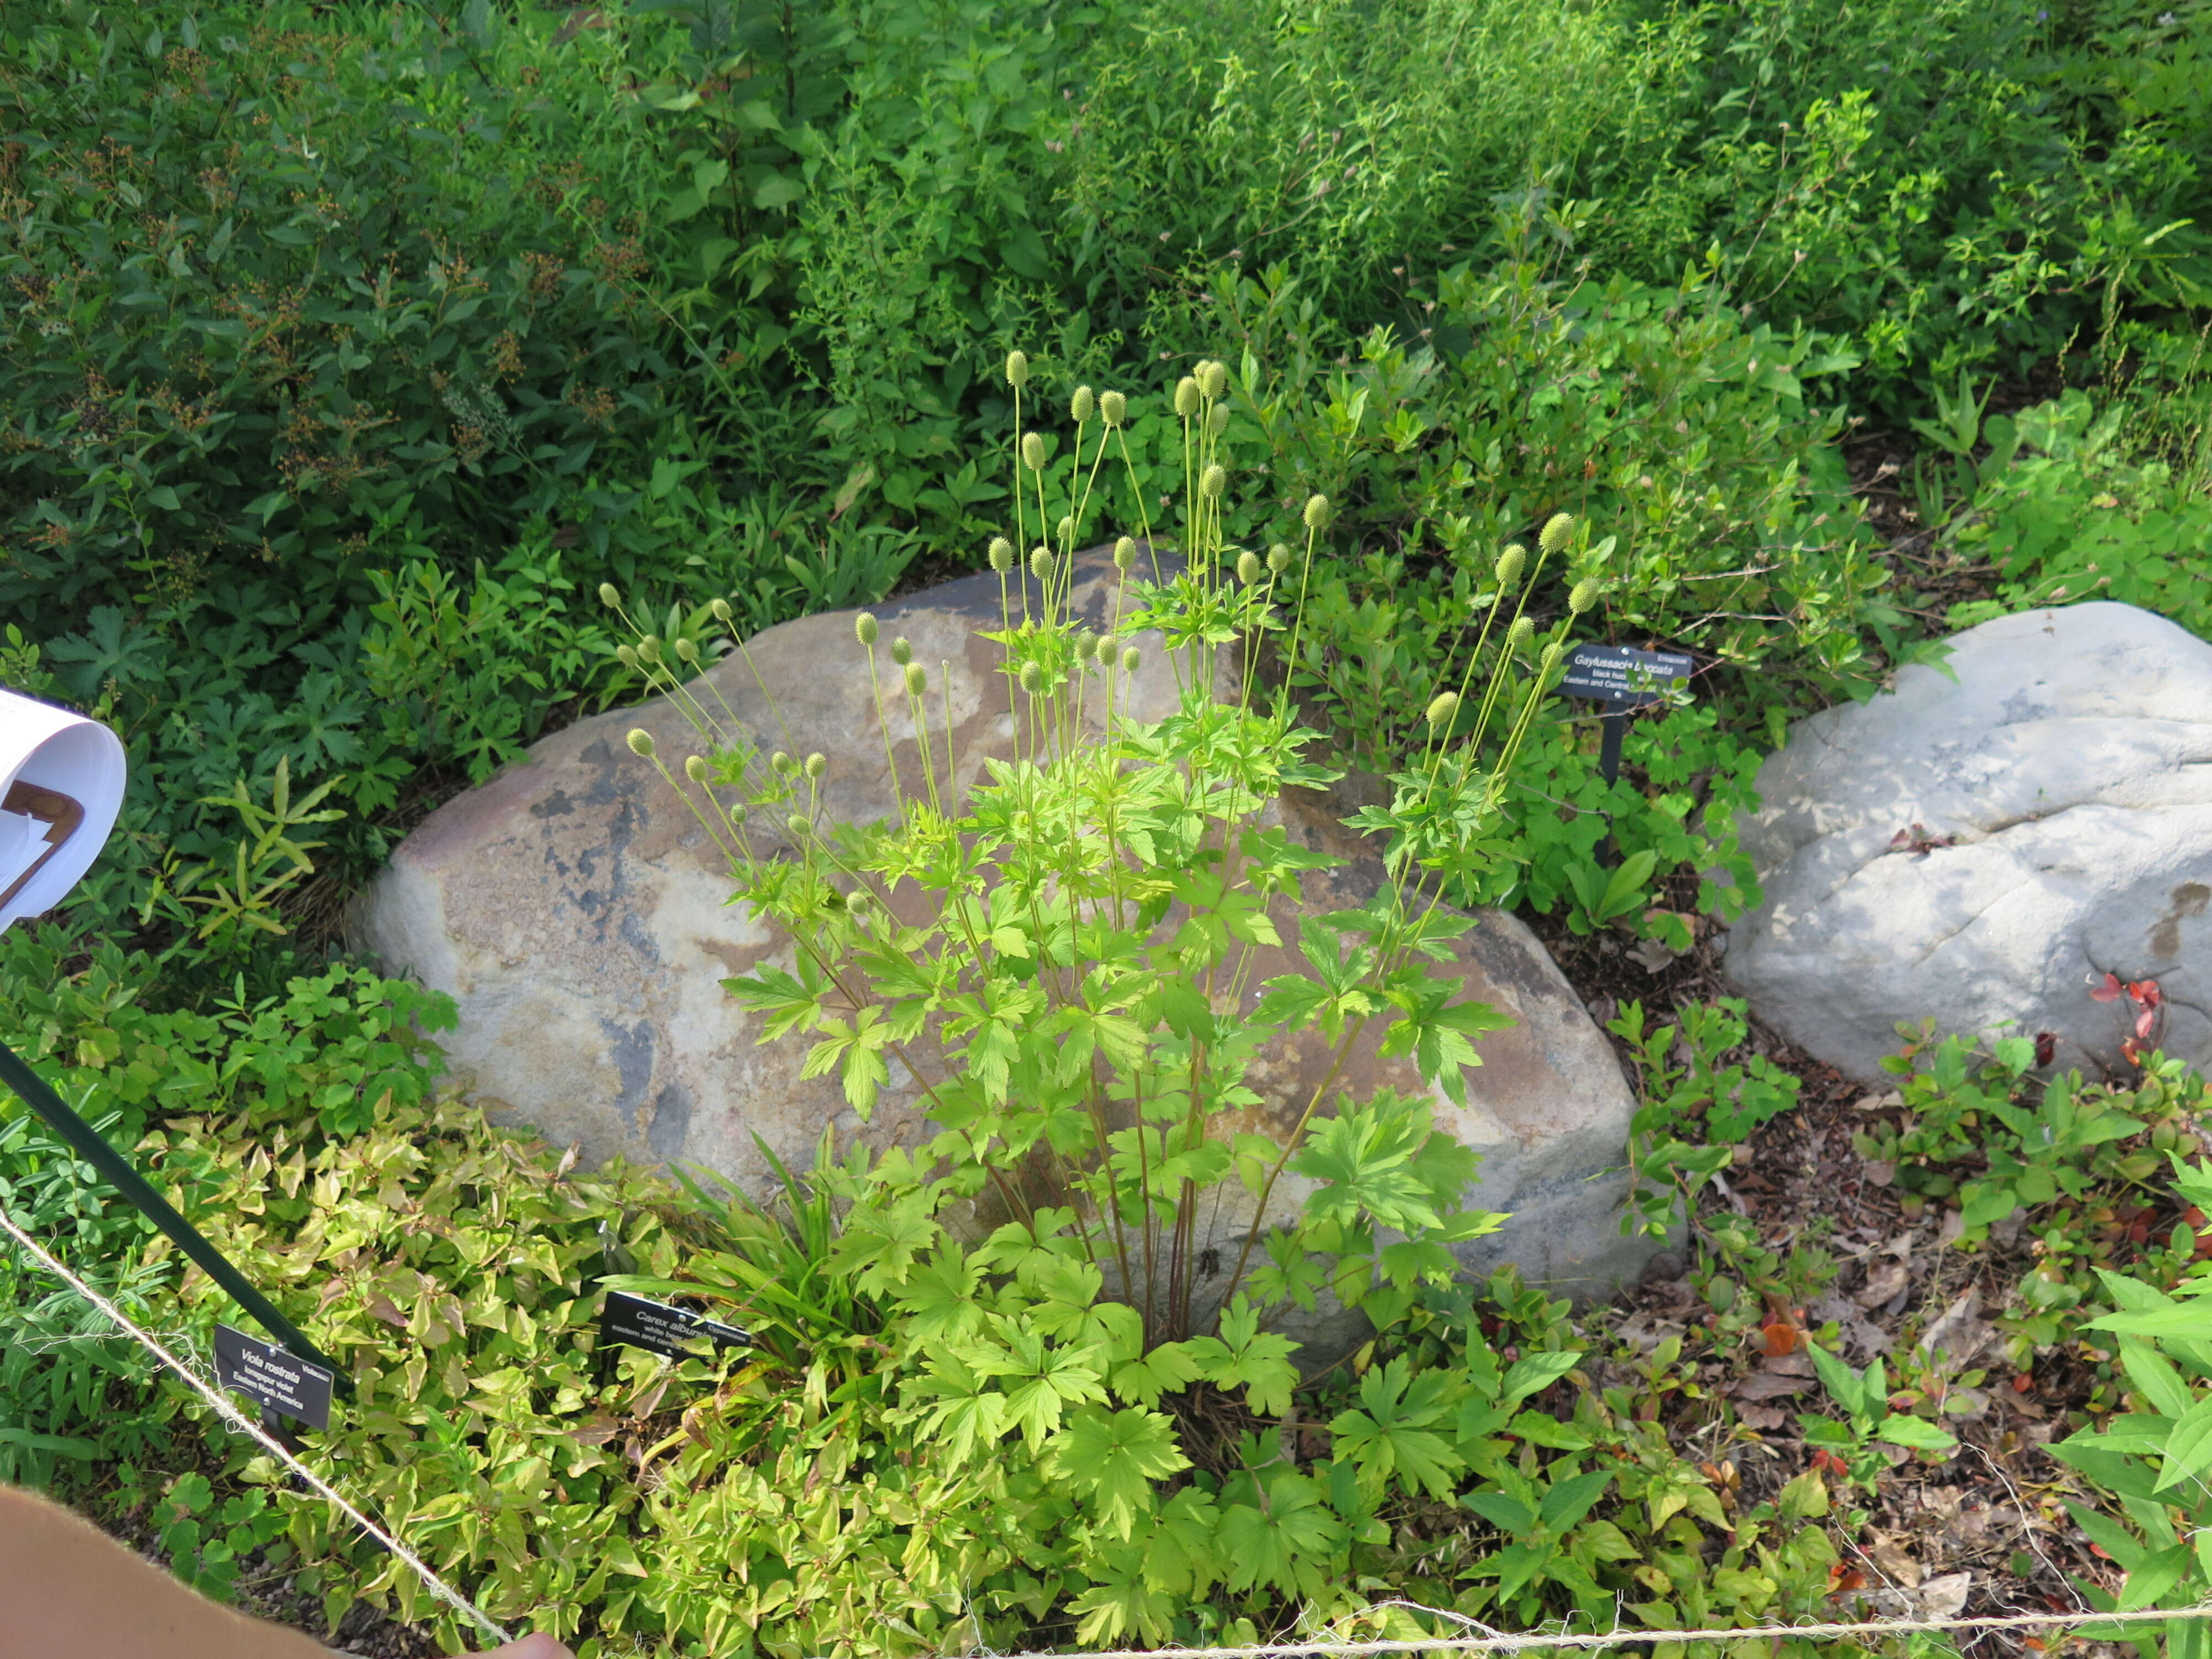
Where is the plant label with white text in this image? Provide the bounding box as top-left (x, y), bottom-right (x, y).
top-left (213, 1324), bottom-right (335, 1431)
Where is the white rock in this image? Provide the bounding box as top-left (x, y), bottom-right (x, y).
top-left (1728, 603), bottom-right (2212, 1082)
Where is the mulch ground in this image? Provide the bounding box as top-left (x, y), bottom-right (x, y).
top-left (1538, 896), bottom-right (2138, 1658)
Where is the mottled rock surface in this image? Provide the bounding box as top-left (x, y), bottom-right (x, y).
top-left (1726, 602), bottom-right (2212, 1082)
top-left (354, 550), bottom-right (1657, 1354)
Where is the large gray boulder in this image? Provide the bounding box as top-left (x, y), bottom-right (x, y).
top-left (1727, 602), bottom-right (2212, 1082)
top-left (353, 551), bottom-right (1658, 1351)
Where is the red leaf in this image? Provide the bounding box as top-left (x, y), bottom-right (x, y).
top-left (2012, 1371), bottom-right (2034, 1394)
top-left (2137, 1007), bottom-right (2158, 1039)
top-left (1889, 827), bottom-right (1913, 851)
top-left (2033, 1031), bottom-right (2058, 1067)
top-left (2132, 979), bottom-right (2163, 1009)
top-left (2091, 972), bottom-right (2124, 1003)
top-left (1762, 1319), bottom-right (1801, 1357)
top-left (2122, 1036), bottom-right (2146, 1065)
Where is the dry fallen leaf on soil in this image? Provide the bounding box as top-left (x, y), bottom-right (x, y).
top-left (1856, 1259), bottom-right (1910, 1307)
top-left (1915, 1572), bottom-right (1973, 1619)
top-left (1922, 1287), bottom-right (1996, 1371)
top-left (1868, 1535), bottom-right (1923, 1588)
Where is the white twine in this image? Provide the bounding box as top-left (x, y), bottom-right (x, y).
top-left (978, 1597), bottom-right (2212, 1659)
top-left (0, 1199), bottom-right (512, 1649)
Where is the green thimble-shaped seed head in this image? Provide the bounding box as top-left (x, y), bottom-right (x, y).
top-left (1057, 514), bottom-right (1074, 545)
top-left (1029, 545), bottom-right (1052, 580)
top-left (684, 754), bottom-right (709, 783)
top-left (598, 582), bottom-right (620, 608)
top-left (890, 637), bottom-right (913, 667)
top-left (904, 661), bottom-right (927, 697)
top-left (1267, 543), bottom-right (1292, 575)
top-left (1113, 535), bottom-right (1138, 572)
top-left (627, 728), bottom-right (655, 758)
top-left (728, 801), bottom-right (747, 827)
top-left (1569, 576), bottom-right (1600, 615)
top-left (1237, 550), bottom-right (1262, 585)
top-left (1198, 359), bottom-right (1228, 399)
top-left (1019, 660), bottom-right (1045, 694)
top-left (1121, 644), bottom-right (1141, 674)
top-left (1204, 404), bottom-right (1230, 439)
top-left (637, 635), bottom-right (661, 665)
top-left (1494, 544), bottom-right (1526, 589)
top-left (615, 643), bottom-right (640, 669)
top-left (988, 535), bottom-right (1014, 573)
top-left (1426, 690), bottom-right (1460, 730)
top-left (1005, 349), bottom-right (1029, 388)
top-left (804, 752), bottom-right (827, 780)
top-left (1506, 615), bottom-right (1535, 653)
top-left (844, 886), bottom-right (867, 911)
top-left (1542, 640), bottom-right (1566, 673)
top-left (1071, 384), bottom-right (1094, 422)
top-left (786, 812), bottom-right (811, 840)
top-left (1174, 375), bottom-right (1201, 418)
top-left (711, 597), bottom-right (733, 624)
top-left (1303, 493), bottom-right (1331, 532)
top-left (1092, 631), bottom-right (1115, 662)
top-left (1073, 630), bottom-right (1095, 664)
top-left (1100, 389), bottom-right (1126, 427)
top-left (1021, 431), bottom-right (1046, 472)
top-left (856, 612), bottom-right (880, 646)
top-left (1200, 463), bottom-right (1227, 499)
top-left (770, 750), bottom-right (793, 774)
top-left (675, 637), bottom-right (699, 663)
top-left (1539, 512), bottom-right (1575, 556)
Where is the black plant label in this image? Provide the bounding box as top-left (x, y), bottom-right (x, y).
top-left (1561, 644), bottom-right (1695, 707)
top-left (598, 1291), bottom-right (748, 1360)
top-left (213, 1324), bottom-right (335, 1432)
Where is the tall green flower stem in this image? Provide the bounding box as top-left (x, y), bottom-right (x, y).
top-left (610, 353), bottom-right (1603, 1384)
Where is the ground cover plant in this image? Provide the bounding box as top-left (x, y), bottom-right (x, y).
top-left (4, 0), bottom-right (2212, 1653)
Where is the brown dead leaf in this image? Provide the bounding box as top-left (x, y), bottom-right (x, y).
top-left (566, 1416), bottom-right (620, 1447)
top-left (1915, 1572), bottom-right (1972, 1619)
top-left (1735, 1402), bottom-right (1788, 1431)
top-left (1733, 1367), bottom-right (1814, 1402)
top-left (1856, 1259), bottom-right (1910, 1307)
top-left (1921, 1288), bottom-right (1995, 1371)
top-left (1867, 1536), bottom-right (1922, 1588)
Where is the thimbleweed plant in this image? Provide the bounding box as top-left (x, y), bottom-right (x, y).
top-left (602, 354), bottom-right (1603, 1558)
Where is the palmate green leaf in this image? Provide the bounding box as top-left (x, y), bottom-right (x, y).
top-left (827, 1188), bottom-right (940, 1296)
top-left (1141, 1486), bottom-right (1225, 1598)
top-left (1217, 1472), bottom-right (1343, 1596)
top-left (1186, 1297), bottom-right (1298, 1417)
top-left (1111, 1339), bottom-right (1204, 1407)
top-left (1046, 1405), bottom-right (1191, 1538)
top-left (1328, 1357), bottom-right (1469, 1499)
top-left (906, 1350), bottom-right (1009, 1465)
top-left (1068, 1562), bottom-right (1177, 1648)
top-left (1292, 1093), bottom-right (1451, 1234)
top-left (966, 1326), bottom-right (1109, 1449)
top-left (798, 1003), bottom-right (894, 1114)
